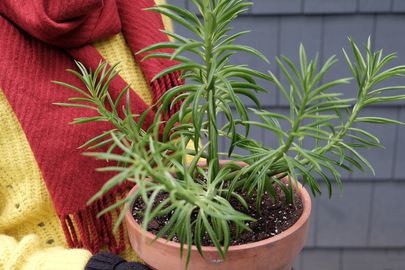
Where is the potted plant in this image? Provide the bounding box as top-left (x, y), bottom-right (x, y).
top-left (56, 0), bottom-right (405, 269)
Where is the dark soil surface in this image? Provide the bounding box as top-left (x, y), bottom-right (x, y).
top-left (132, 182), bottom-right (303, 246)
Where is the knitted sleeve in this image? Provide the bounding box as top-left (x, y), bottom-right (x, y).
top-left (0, 89), bottom-right (92, 270)
top-left (0, 235), bottom-right (91, 270)
top-left (0, 1), bottom-right (172, 269)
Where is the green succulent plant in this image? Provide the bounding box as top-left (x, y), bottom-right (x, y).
top-left (56, 0), bottom-right (405, 267)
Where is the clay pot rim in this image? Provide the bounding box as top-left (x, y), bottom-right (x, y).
top-left (124, 162), bottom-right (312, 252)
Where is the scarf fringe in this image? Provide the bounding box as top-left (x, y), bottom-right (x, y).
top-left (151, 71), bottom-right (184, 121)
top-left (60, 72), bottom-right (183, 254)
top-left (60, 184), bottom-right (132, 254)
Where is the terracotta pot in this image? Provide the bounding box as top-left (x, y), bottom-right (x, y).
top-left (125, 163), bottom-right (312, 270)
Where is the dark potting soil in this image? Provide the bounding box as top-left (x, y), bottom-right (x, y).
top-left (132, 182), bottom-right (303, 246)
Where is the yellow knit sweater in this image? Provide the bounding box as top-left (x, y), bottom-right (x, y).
top-left (0, 1), bottom-right (170, 269)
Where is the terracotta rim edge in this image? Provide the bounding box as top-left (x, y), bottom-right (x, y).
top-left (124, 179), bottom-right (312, 252)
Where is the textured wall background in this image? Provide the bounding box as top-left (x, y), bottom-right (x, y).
top-left (167, 0), bottom-right (405, 269)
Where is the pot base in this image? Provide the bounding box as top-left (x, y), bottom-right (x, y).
top-left (125, 161), bottom-right (311, 270)
top-left (125, 185), bottom-right (311, 270)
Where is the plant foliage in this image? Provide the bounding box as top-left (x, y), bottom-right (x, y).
top-left (56, 0), bottom-right (405, 268)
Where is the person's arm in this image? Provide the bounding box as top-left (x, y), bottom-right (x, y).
top-left (0, 235), bottom-right (91, 270)
top-left (0, 89), bottom-right (92, 270)
top-left (0, 0), bottom-right (169, 268)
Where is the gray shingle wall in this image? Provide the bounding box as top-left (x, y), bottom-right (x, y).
top-left (294, 248), bottom-right (405, 270)
top-left (168, 0), bottom-right (405, 269)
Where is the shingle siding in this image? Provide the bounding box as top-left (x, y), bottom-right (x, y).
top-left (278, 16), bottom-right (323, 105)
top-left (166, 0), bottom-right (186, 8)
top-left (392, 0), bottom-right (405, 12)
top-left (315, 182), bottom-right (374, 247)
top-left (368, 182), bottom-right (405, 247)
top-left (298, 249), bottom-right (341, 270)
top-left (230, 17), bottom-right (279, 106)
top-left (251, 0), bottom-right (303, 14)
top-left (170, 0), bottom-right (405, 268)
top-left (394, 107), bottom-right (405, 179)
top-left (295, 248), bottom-right (405, 270)
top-left (341, 249), bottom-right (405, 270)
top-left (349, 107), bottom-right (399, 180)
top-left (322, 15), bottom-right (374, 100)
top-left (303, 0), bottom-right (358, 14)
top-left (358, 0), bottom-right (392, 12)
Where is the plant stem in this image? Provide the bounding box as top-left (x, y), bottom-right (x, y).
top-left (317, 102), bottom-right (362, 155)
top-left (208, 89), bottom-right (219, 178)
top-left (271, 91), bottom-right (310, 165)
top-left (204, 6), bottom-right (220, 180)
top-left (268, 98), bottom-right (365, 179)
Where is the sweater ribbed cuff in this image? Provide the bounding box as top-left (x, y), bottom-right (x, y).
top-left (86, 252), bottom-right (125, 270)
top-left (85, 252), bottom-right (151, 270)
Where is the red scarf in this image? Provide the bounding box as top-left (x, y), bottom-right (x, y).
top-left (0, 0), bottom-right (181, 253)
